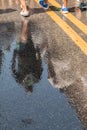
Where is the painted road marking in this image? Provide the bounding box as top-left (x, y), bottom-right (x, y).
top-left (47, 9), bottom-right (87, 55)
top-left (48, 0), bottom-right (87, 35)
top-left (35, 0), bottom-right (87, 55)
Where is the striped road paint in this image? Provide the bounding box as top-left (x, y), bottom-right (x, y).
top-left (35, 0), bottom-right (87, 55)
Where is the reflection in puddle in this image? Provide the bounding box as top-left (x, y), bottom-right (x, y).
top-left (0, 0), bottom-right (86, 129)
top-left (0, 50), bottom-right (3, 74)
top-left (22, 118), bottom-right (33, 125)
top-left (43, 34), bottom-right (87, 128)
top-left (11, 18), bottom-right (43, 93)
top-left (75, 7), bottom-right (82, 19)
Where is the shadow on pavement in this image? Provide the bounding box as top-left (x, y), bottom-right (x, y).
top-left (0, 8), bottom-right (16, 14)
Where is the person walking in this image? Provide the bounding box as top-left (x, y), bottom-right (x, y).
top-left (61, 0), bottom-right (87, 14)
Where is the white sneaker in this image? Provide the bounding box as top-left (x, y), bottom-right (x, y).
top-left (20, 10), bottom-right (29, 17)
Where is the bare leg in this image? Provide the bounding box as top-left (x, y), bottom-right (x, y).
top-left (8, 0), bottom-right (12, 7)
top-left (63, 0), bottom-right (68, 7)
top-left (61, 0), bottom-right (68, 13)
top-left (19, 0), bottom-right (28, 11)
top-left (1, 0), bottom-right (6, 9)
top-left (18, 0), bottom-right (29, 16)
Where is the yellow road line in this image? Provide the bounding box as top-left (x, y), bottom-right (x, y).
top-left (49, 0), bottom-right (87, 34)
top-left (47, 9), bottom-right (87, 55)
top-left (48, 0), bottom-right (87, 35)
top-left (34, 0), bottom-right (87, 55)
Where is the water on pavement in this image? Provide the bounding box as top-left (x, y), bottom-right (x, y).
top-left (0, 0), bottom-right (87, 130)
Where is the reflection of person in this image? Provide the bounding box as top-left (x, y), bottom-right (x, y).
top-left (75, 7), bottom-right (82, 19)
top-left (45, 50), bottom-right (58, 85)
top-left (12, 18), bottom-right (42, 93)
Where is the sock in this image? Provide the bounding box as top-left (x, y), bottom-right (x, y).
top-left (39, 0), bottom-right (44, 2)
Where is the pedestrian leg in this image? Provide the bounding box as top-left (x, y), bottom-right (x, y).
top-left (61, 0), bottom-right (69, 13)
top-left (19, 0), bottom-right (29, 17)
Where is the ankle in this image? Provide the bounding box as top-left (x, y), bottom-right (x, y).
top-left (62, 4), bottom-right (66, 8)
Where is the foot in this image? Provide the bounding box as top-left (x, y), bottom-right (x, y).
top-left (80, 2), bottom-right (87, 9)
top-left (39, 1), bottom-right (49, 10)
top-left (61, 7), bottom-right (68, 13)
top-left (20, 10), bottom-right (29, 17)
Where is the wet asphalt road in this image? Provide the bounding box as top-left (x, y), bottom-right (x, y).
top-left (0, 0), bottom-right (87, 129)
top-left (0, 37), bottom-right (84, 130)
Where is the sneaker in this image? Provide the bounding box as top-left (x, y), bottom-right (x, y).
top-left (61, 7), bottom-right (68, 13)
top-left (80, 2), bottom-right (87, 9)
top-left (39, 1), bottom-right (49, 10)
top-left (20, 10), bottom-right (29, 17)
